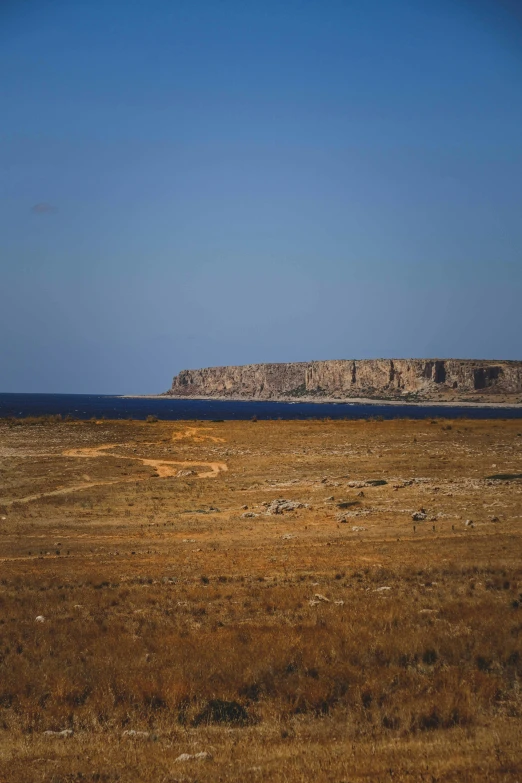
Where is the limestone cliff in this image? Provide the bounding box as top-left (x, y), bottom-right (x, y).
top-left (166, 359), bottom-right (522, 402)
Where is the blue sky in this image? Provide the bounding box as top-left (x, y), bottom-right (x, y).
top-left (1, 0), bottom-right (522, 393)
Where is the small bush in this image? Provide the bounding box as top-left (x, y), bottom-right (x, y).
top-left (486, 473), bottom-right (522, 481)
top-left (192, 699), bottom-right (250, 726)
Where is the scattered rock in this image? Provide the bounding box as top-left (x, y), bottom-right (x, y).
top-left (241, 512), bottom-right (257, 518)
top-left (314, 593), bottom-right (330, 602)
top-left (281, 533), bottom-right (296, 540)
top-left (336, 510), bottom-right (371, 522)
top-left (177, 469), bottom-right (197, 477)
top-left (175, 751), bottom-right (213, 763)
top-left (412, 510), bottom-right (427, 521)
top-left (35, 615), bottom-right (45, 623)
top-left (490, 516), bottom-right (499, 522)
top-left (465, 520), bottom-right (474, 528)
top-left (351, 526), bottom-right (366, 532)
top-left (266, 499), bottom-right (308, 515)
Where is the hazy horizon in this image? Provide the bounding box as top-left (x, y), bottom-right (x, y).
top-left (2, 0), bottom-right (522, 394)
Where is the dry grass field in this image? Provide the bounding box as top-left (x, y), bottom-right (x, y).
top-left (0, 416), bottom-right (521, 782)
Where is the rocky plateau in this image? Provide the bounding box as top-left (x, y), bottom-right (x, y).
top-left (166, 359), bottom-right (522, 403)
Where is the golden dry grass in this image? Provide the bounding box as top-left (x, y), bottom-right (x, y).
top-left (0, 416), bottom-right (521, 782)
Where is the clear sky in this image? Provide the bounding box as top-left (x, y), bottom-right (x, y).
top-left (1, 0), bottom-right (522, 393)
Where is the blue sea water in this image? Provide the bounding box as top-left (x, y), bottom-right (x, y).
top-left (0, 393), bottom-right (521, 421)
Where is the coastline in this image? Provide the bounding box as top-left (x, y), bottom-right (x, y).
top-left (119, 393), bottom-right (522, 409)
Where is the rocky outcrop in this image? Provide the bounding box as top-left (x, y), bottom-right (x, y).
top-left (167, 360), bottom-right (522, 402)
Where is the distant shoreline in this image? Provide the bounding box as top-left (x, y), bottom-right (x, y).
top-left (119, 394), bottom-right (522, 409)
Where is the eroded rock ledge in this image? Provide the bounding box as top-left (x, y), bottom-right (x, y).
top-left (166, 359), bottom-right (522, 402)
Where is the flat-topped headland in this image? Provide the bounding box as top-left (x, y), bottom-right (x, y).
top-left (166, 359), bottom-right (522, 404)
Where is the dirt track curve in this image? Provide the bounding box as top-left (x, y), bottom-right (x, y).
top-left (2, 427), bottom-right (228, 506)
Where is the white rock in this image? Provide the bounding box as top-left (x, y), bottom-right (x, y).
top-left (266, 499), bottom-right (308, 515)
top-left (314, 593), bottom-right (330, 602)
top-left (374, 586), bottom-right (392, 592)
top-left (35, 615), bottom-right (45, 623)
top-left (175, 751), bottom-right (213, 763)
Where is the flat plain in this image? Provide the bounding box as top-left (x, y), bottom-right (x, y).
top-left (0, 416), bottom-right (521, 782)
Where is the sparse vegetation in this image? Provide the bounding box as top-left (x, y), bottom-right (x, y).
top-left (3, 414), bottom-right (64, 426)
top-left (0, 417), bottom-right (521, 781)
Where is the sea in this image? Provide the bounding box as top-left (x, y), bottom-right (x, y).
top-left (1, 393), bottom-right (521, 421)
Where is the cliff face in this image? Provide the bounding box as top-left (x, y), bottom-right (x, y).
top-left (167, 360), bottom-right (522, 401)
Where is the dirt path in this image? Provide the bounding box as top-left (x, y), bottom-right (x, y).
top-left (3, 438), bottom-right (228, 506)
top-left (62, 443), bottom-right (227, 479)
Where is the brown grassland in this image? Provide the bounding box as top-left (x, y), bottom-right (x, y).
top-left (0, 415), bottom-right (521, 782)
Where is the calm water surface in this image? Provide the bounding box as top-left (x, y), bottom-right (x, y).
top-left (1, 393), bottom-right (521, 420)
